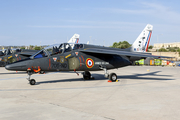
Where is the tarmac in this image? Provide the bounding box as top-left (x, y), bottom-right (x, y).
top-left (0, 66), bottom-right (180, 120)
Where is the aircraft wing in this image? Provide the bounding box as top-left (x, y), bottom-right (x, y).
top-left (79, 48), bottom-right (172, 59)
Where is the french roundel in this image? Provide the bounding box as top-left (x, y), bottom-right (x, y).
top-left (86, 58), bottom-right (94, 68)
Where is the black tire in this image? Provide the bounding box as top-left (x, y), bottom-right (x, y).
top-left (109, 73), bottom-right (117, 82)
top-left (29, 79), bottom-right (36, 85)
top-left (83, 71), bottom-right (91, 80)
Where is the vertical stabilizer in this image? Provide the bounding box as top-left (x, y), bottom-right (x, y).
top-left (67, 34), bottom-right (80, 43)
top-left (131, 24), bottom-right (153, 52)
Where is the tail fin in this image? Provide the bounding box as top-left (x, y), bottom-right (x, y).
top-left (67, 34), bottom-right (80, 43)
top-left (131, 24), bottom-right (153, 52)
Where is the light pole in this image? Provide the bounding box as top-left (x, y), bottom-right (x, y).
top-left (89, 36), bottom-right (92, 44)
top-left (40, 41), bottom-right (42, 49)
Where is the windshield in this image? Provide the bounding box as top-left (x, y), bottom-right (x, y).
top-left (30, 49), bottom-right (49, 59)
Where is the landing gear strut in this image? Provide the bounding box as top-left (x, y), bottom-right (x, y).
top-left (27, 71), bottom-right (36, 85)
top-left (103, 67), bottom-right (109, 78)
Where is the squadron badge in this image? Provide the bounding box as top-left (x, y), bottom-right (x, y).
top-left (53, 57), bottom-right (57, 62)
top-left (60, 58), bottom-right (64, 63)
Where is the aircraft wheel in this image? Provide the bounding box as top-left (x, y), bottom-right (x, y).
top-left (29, 79), bottom-right (36, 85)
top-left (83, 71), bottom-right (91, 80)
top-left (109, 73), bottom-right (117, 82)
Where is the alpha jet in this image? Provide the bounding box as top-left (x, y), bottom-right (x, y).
top-left (0, 48), bottom-right (39, 67)
top-left (5, 42), bottom-right (169, 85)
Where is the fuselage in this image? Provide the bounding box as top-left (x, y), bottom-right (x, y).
top-left (5, 43), bottom-right (131, 72)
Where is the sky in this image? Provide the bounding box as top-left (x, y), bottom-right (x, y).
top-left (0, 0), bottom-right (180, 46)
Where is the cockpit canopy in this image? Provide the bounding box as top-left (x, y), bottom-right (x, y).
top-left (11, 48), bottom-right (21, 54)
top-left (30, 43), bottom-right (84, 59)
top-left (0, 48), bottom-right (21, 56)
top-left (0, 50), bottom-right (4, 56)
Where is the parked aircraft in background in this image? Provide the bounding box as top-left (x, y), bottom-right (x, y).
top-left (67, 34), bottom-right (79, 43)
top-left (0, 34), bottom-right (80, 67)
top-left (0, 48), bottom-right (37, 67)
top-left (125, 24), bottom-right (153, 52)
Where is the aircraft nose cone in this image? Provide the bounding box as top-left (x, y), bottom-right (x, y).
top-left (5, 63), bottom-right (27, 71)
top-left (5, 64), bottom-right (20, 70)
top-left (5, 64), bottom-right (11, 70)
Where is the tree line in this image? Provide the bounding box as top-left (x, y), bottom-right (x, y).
top-left (110, 41), bottom-right (131, 49)
top-left (20, 45), bottom-right (44, 50)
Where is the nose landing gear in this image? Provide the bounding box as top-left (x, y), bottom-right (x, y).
top-left (26, 68), bottom-right (36, 85)
top-left (27, 71), bottom-right (36, 85)
top-left (26, 67), bottom-right (42, 85)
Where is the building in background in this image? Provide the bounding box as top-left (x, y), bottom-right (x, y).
top-left (154, 42), bottom-right (180, 49)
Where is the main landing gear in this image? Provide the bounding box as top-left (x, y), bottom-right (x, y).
top-left (27, 71), bottom-right (36, 85)
top-left (82, 67), bottom-right (118, 82)
top-left (101, 66), bottom-right (117, 82)
top-left (82, 71), bottom-right (91, 80)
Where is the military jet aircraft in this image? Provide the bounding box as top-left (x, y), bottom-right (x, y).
top-left (0, 34), bottom-right (80, 67)
top-left (0, 48), bottom-right (38, 67)
top-left (5, 42), bottom-right (170, 85)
